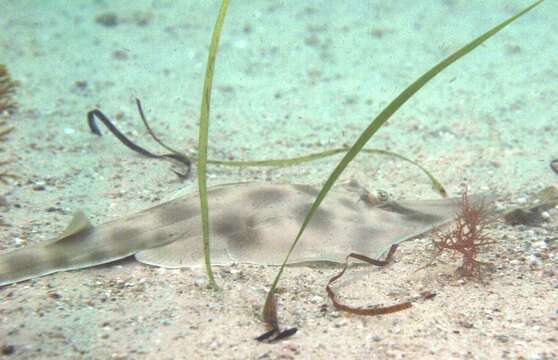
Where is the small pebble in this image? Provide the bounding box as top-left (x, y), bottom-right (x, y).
top-left (95, 13), bottom-right (119, 27)
top-left (529, 354), bottom-right (547, 360)
top-left (194, 277), bottom-right (206, 288)
top-left (74, 80), bottom-right (88, 90)
top-left (48, 292), bottom-right (61, 299)
top-left (458, 321), bottom-right (474, 329)
top-left (0, 196), bottom-right (8, 207)
top-left (112, 50), bottom-right (128, 60)
top-left (1, 344), bottom-right (15, 355)
top-left (495, 334), bottom-right (509, 343)
top-left (334, 319), bottom-right (348, 328)
top-left (532, 241), bottom-right (547, 250)
top-left (210, 340), bottom-right (220, 350)
top-left (527, 254), bottom-right (543, 268)
top-left (310, 295), bottom-right (323, 304)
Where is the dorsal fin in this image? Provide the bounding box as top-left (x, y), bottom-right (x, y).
top-left (56, 211), bottom-right (93, 240)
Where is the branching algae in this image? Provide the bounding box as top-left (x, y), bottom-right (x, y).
top-left (0, 64), bottom-right (19, 185)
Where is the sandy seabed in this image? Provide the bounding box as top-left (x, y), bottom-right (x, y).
top-left (0, 1), bottom-right (556, 359)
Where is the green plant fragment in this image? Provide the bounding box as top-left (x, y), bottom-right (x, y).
top-left (196, 0), bottom-right (230, 290)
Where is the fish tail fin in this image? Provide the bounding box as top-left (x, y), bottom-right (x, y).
top-left (0, 211), bottom-right (104, 287)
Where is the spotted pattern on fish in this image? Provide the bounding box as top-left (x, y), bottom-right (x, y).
top-left (0, 182), bottom-right (479, 286)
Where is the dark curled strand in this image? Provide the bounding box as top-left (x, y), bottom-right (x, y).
top-left (133, 99), bottom-right (192, 178)
top-left (255, 327), bottom-right (298, 343)
top-left (255, 292), bottom-right (298, 343)
top-left (87, 104), bottom-right (191, 178)
top-left (551, 159), bottom-right (558, 174)
top-left (326, 245), bottom-right (435, 316)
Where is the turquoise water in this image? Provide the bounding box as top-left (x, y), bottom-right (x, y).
top-left (0, 1), bottom-right (555, 359)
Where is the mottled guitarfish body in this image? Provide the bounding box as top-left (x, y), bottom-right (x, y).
top-left (0, 182), bottom-right (468, 286)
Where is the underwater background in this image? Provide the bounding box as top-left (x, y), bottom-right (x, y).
top-left (0, 1), bottom-right (556, 359)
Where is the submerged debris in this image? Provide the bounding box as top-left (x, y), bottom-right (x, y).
top-left (504, 207), bottom-right (547, 226)
top-left (504, 186), bottom-right (558, 226)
